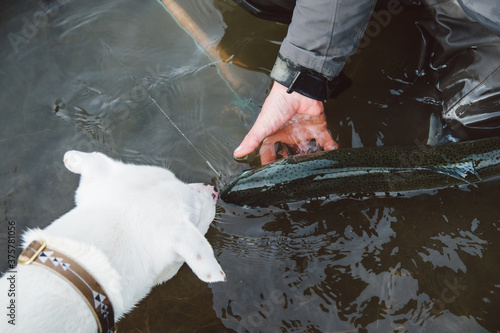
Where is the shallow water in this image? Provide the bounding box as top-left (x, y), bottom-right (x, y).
top-left (0, 0), bottom-right (499, 332)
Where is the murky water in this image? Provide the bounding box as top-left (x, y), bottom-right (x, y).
top-left (1, 0), bottom-right (499, 332)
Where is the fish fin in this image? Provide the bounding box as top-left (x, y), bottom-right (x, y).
top-left (424, 161), bottom-right (481, 187)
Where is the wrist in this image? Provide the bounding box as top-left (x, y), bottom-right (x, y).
top-left (270, 54), bottom-right (339, 102)
top-left (271, 82), bottom-right (324, 116)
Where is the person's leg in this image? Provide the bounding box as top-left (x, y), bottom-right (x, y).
top-left (419, 0), bottom-right (500, 139)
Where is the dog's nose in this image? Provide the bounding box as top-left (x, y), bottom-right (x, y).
top-left (201, 182), bottom-right (218, 200)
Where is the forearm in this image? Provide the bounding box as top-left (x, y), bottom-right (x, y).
top-left (271, 0), bottom-right (377, 100)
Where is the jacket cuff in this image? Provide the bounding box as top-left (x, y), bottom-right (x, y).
top-left (270, 53), bottom-right (339, 101)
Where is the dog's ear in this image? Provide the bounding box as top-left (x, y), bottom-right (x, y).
top-left (63, 151), bottom-right (111, 175)
top-left (172, 220), bottom-right (226, 283)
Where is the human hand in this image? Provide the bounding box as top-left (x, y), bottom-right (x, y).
top-left (233, 81), bottom-right (338, 164)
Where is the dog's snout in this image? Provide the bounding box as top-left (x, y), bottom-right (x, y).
top-left (192, 182), bottom-right (218, 200)
top-left (202, 182), bottom-right (218, 198)
top-left (210, 185), bottom-right (219, 200)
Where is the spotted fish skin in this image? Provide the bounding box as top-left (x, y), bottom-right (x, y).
top-left (221, 137), bottom-right (500, 207)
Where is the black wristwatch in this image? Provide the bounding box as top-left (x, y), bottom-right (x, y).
top-left (270, 53), bottom-right (339, 102)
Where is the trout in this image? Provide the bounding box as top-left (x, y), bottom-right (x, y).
top-left (221, 137), bottom-right (500, 207)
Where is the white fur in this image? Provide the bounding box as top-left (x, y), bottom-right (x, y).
top-left (0, 151), bottom-right (225, 332)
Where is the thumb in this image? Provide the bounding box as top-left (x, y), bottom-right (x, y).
top-left (233, 133), bottom-right (262, 158)
top-left (233, 115), bottom-right (275, 158)
top-left (233, 82), bottom-right (296, 158)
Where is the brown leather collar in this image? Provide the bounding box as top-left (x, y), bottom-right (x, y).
top-left (18, 240), bottom-right (116, 333)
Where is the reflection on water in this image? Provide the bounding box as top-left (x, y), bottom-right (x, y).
top-left (213, 182), bottom-right (500, 332)
top-left (0, 0), bottom-right (499, 332)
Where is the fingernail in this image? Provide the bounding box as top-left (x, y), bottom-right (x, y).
top-left (234, 146), bottom-right (244, 154)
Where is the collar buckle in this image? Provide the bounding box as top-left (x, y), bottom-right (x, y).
top-left (18, 240), bottom-right (47, 265)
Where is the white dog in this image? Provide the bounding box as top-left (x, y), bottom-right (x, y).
top-left (0, 151), bottom-right (225, 332)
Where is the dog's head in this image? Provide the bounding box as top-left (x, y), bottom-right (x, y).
top-left (62, 150), bottom-right (225, 283)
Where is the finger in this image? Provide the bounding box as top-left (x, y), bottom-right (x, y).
top-left (234, 133), bottom-right (262, 158)
top-left (259, 138), bottom-right (277, 165)
top-left (234, 111), bottom-right (285, 158)
top-left (316, 130), bottom-right (338, 151)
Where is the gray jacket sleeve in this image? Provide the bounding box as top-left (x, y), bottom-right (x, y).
top-left (271, 0), bottom-right (377, 100)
